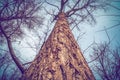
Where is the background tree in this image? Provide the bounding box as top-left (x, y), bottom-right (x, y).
top-left (0, 51), bottom-right (21, 80)
top-left (91, 42), bottom-right (120, 80)
top-left (0, 0), bottom-right (43, 78)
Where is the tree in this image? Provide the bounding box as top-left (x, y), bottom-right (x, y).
top-left (0, 0), bottom-right (114, 80)
top-left (21, 0), bottom-right (108, 79)
top-left (0, 0), bottom-right (43, 74)
top-left (91, 42), bottom-right (120, 80)
top-left (21, 12), bottom-right (95, 80)
top-left (0, 49), bottom-right (21, 80)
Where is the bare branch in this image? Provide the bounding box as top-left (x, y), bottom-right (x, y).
top-left (60, 0), bottom-right (68, 12)
top-left (106, 3), bottom-right (120, 11)
top-left (85, 8), bottom-right (96, 23)
top-left (66, 0), bottom-right (91, 17)
top-left (104, 26), bottom-right (110, 44)
top-left (23, 62), bottom-right (32, 66)
top-left (45, 0), bottom-right (59, 10)
top-left (97, 23), bottom-right (120, 32)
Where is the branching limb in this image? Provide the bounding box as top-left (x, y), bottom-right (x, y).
top-left (45, 0), bottom-right (59, 10)
top-left (0, 25), bottom-right (25, 74)
top-left (66, 0), bottom-right (91, 17)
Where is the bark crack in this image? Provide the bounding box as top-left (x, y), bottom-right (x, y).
top-left (60, 65), bottom-right (67, 80)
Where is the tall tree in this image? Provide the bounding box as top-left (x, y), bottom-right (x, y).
top-left (22, 12), bottom-right (95, 80)
top-left (21, 0), bottom-right (107, 79)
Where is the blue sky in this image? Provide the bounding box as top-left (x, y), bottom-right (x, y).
top-left (1, 0), bottom-right (120, 79)
top-left (14, 0), bottom-right (120, 65)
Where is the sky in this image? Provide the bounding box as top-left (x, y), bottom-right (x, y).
top-left (21, 3), bottom-right (120, 79)
top-left (16, 0), bottom-right (120, 62)
top-left (3, 0), bottom-right (120, 79)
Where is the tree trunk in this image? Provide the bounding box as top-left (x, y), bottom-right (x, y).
top-left (22, 12), bottom-right (95, 80)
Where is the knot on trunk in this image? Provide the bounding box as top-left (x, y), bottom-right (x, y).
top-left (58, 12), bottom-right (66, 20)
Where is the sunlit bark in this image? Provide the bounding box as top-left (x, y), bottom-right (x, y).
top-left (22, 12), bottom-right (95, 80)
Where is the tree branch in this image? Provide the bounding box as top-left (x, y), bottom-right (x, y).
top-left (66, 0), bottom-right (90, 17)
top-left (0, 16), bottom-right (33, 22)
top-left (45, 0), bottom-right (59, 10)
top-left (0, 25), bottom-right (25, 74)
top-left (60, 0), bottom-right (68, 12)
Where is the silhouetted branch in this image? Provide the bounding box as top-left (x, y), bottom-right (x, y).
top-left (106, 2), bottom-right (120, 10)
top-left (88, 27), bottom-right (111, 63)
top-left (60, 0), bottom-right (68, 12)
top-left (97, 23), bottom-right (120, 32)
top-left (23, 62), bottom-right (32, 66)
top-left (45, 0), bottom-right (59, 10)
top-left (92, 43), bottom-right (120, 80)
top-left (0, 0), bottom-right (43, 74)
top-left (66, 0), bottom-right (91, 17)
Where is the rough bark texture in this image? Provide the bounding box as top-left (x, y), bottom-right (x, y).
top-left (21, 13), bottom-right (95, 80)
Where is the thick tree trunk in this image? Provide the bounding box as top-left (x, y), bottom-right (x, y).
top-left (22, 12), bottom-right (95, 80)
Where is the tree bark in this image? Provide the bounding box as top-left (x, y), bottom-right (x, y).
top-left (22, 12), bottom-right (95, 80)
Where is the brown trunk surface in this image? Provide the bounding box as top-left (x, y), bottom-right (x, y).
top-left (21, 13), bottom-right (95, 80)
